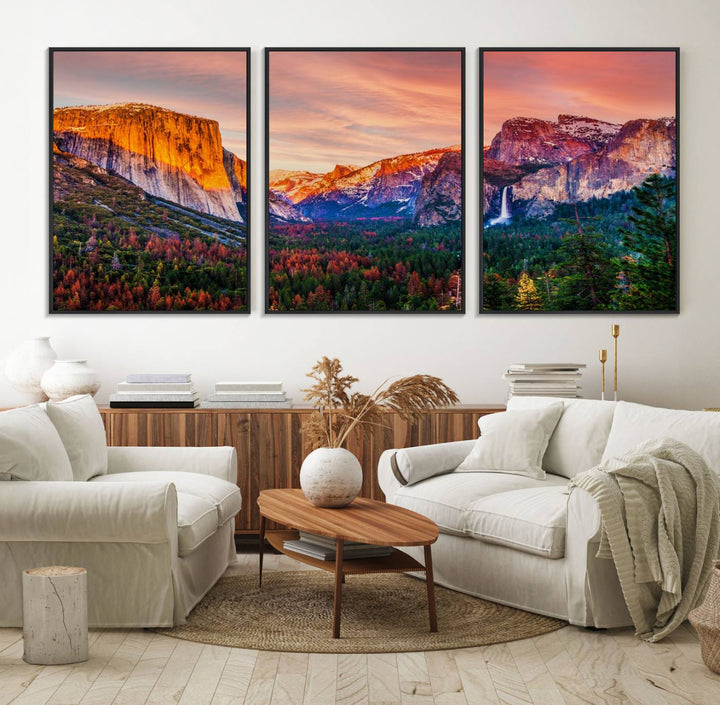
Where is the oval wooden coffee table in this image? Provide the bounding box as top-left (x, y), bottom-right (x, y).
top-left (257, 488), bottom-right (439, 639)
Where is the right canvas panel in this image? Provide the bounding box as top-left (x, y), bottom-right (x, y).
top-left (481, 49), bottom-right (679, 312)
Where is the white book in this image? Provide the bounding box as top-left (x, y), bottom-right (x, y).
top-left (509, 381), bottom-right (580, 388)
top-left (508, 363), bottom-right (586, 371)
top-left (215, 381), bottom-right (283, 392)
top-left (207, 392), bottom-right (287, 402)
top-left (503, 372), bottom-right (582, 380)
top-left (199, 400), bottom-right (293, 409)
top-left (117, 382), bottom-right (195, 393)
top-left (126, 373), bottom-right (192, 383)
top-left (110, 392), bottom-right (199, 402)
top-left (510, 391), bottom-right (581, 397)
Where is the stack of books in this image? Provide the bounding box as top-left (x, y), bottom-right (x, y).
top-left (283, 531), bottom-right (393, 561)
top-left (502, 363), bottom-right (586, 399)
top-left (200, 381), bottom-right (292, 408)
top-left (109, 373), bottom-right (199, 408)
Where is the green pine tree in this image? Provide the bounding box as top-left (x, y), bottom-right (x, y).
top-left (483, 272), bottom-right (514, 310)
top-left (618, 174), bottom-right (677, 310)
top-left (554, 206), bottom-right (618, 310)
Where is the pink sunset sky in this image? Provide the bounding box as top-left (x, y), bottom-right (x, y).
top-left (53, 50), bottom-right (247, 157)
top-left (483, 50), bottom-right (677, 145)
top-left (268, 50), bottom-right (462, 173)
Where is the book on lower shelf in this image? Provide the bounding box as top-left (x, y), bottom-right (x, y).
top-left (282, 534), bottom-right (393, 561)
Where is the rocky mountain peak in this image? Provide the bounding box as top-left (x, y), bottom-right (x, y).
top-left (487, 116), bottom-right (595, 167)
top-left (53, 103), bottom-right (245, 223)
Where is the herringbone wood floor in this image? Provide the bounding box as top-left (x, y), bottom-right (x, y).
top-left (1, 553), bottom-right (718, 704)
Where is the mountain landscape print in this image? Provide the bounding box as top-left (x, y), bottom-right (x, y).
top-left (51, 49), bottom-right (249, 312)
top-left (482, 49), bottom-right (678, 312)
top-left (266, 49), bottom-right (464, 312)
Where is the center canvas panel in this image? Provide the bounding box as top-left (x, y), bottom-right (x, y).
top-left (265, 49), bottom-right (464, 313)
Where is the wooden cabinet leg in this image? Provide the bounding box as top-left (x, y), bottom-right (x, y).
top-left (258, 515), bottom-right (266, 587)
top-left (332, 539), bottom-right (344, 638)
top-left (424, 544), bottom-right (438, 633)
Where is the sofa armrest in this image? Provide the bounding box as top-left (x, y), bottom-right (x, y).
top-left (107, 446), bottom-right (237, 483)
top-left (567, 486), bottom-right (602, 543)
top-left (378, 440), bottom-right (475, 500)
top-left (564, 485), bottom-right (628, 627)
top-left (0, 480), bottom-right (177, 544)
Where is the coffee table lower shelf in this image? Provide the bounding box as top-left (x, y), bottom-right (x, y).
top-left (260, 529), bottom-right (437, 638)
top-left (265, 530), bottom-right (425, 574)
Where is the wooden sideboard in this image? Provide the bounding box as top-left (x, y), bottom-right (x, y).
top-left (99, 405), bottom-right (504, 533)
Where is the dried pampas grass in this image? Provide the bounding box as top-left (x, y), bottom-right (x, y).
top-left (302, 356), bottom-right (458, 449)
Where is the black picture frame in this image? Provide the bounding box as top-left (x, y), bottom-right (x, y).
top-left (480, 47), bottom-right (679, 314)
top-left (265, 47), bottom-right (465, 314)
top-left (49, 47), bottom-right (251, 313)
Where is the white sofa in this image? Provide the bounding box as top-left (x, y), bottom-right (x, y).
top-left (378, 397), bottom-right (720, 628)
top-left (0, 395), bottom-right (241, 628)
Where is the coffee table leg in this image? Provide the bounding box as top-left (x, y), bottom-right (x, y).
top-left (258, 515), bottom-right (266, 588)
top-left (332, 539), bottom-right (344, 638)
top-left (424, 544), bottom-right (438, 633)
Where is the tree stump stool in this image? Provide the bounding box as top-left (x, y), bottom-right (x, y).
top-left (22, 566), bottom-right (88, 665)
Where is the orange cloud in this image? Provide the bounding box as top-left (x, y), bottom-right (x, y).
top-left (268, 50), bottom-right (462, 172)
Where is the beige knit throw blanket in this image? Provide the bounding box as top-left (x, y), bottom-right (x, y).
top-left (571, 438), bottom-right (720, 642)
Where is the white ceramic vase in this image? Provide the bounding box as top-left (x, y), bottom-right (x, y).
top-left (299, 447), bottom-right (363, 508)
top-left (40, 360), bottom-right (101, 402)
top-left (5, 337), bottom-right (58, 402)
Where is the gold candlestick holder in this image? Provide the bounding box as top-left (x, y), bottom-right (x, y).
top-left (599, 349), bottom-right (607, 401)
top-left (611, 324), bottom-right (620, 401)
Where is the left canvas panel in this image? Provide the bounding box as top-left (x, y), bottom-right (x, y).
top-left (50, 48), bottom-right (250, 313)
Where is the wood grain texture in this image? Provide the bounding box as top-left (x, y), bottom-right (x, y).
top-left (2, 553), bottom-right (720, 704)
top-left (258, 489), bottom-right (438, 546)
top-left (99, 405), bottom-right (503, 533)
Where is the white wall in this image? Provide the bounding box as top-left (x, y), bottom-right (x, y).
top-left (1, 0), bottom-right (718, 409)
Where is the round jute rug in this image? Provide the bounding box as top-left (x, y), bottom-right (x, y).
top-left (155, 571), bottom-right (565, 653)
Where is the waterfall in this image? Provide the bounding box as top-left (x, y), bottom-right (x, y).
top-left (487, 186), bottom-right (511, 226)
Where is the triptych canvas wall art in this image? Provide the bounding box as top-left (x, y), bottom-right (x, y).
top-left (49, 47), bottom-right (678, 314)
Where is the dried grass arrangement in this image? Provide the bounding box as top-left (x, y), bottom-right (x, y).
top-left (302, 357), bottom-right (459, 450)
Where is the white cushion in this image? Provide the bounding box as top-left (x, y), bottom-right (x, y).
top-left (45, 394), bottom-right (108, 481)
top-left (176, 492), bottom-right (219, 556)
top-left (456, 404), bottom-right (563, 479)
top-left (92, 471), bottom-right (241, 525)
top-left (0, 405), bottom-right (73, 481)
top-left (466, 486), bottom-right (570, 559)
top-left (393, 440), bottom-right (476, 485)
top-left (508, 396), bottom-right (616, 478)
top-left (393, 471), bottom-right (568, 536)
top-left (601, 402), bottom-right (720, 475)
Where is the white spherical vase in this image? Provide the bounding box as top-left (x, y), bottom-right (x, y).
top-left (300, 447), bottom-right (363, 508)
top-left (40, 360), bottom-right (101, 402)
top-left (5, 337), bottom-right (58, 402)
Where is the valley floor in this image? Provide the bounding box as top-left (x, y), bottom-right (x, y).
top-left (0, 554), bottom-right (718, 705)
